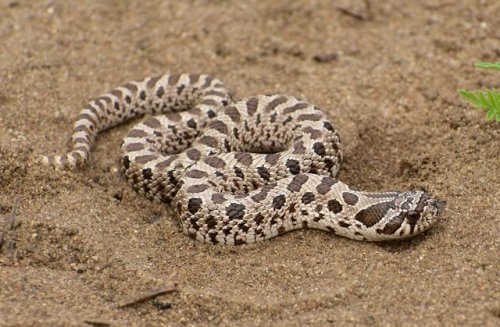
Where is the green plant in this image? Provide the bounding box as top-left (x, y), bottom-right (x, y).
top-left (458, 62), bottom-right (500, 122)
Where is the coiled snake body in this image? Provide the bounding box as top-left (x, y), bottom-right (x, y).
top-left (41, 74), bottom-right (444, 244)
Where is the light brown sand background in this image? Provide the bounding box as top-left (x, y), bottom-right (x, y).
top-left (0, 1), bottom-right (499, 326)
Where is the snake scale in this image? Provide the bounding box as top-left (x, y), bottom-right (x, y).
top-left (41, 74), bottom-right (444, 244)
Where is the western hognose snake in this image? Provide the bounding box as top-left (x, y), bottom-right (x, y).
top-left (41, 74), bottom-right (444, 244)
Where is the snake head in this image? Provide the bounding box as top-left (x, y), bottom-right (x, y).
top-left (383, 191), bottom-right (445, 238)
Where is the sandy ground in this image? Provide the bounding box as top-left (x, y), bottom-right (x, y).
top-left (0, 0), bottom-right (499, 326)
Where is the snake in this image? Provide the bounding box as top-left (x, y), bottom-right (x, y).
top-left (40, 74), bottom-right (444, 244)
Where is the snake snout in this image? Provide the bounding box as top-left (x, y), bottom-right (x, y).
top-left (434, 199), bottom-right (446, 212)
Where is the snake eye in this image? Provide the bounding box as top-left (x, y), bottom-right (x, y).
top-left (407, 210), bottom-right (420, 223)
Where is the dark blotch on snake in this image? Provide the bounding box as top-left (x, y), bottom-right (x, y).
top-left (234, 167), bottom-right (244, 179)
top-left (316, 177), bottom-right (337, 195)
top-left (187, 118), bottom-right (197, 129)
top-left (265, 153), bottom-right (280, 165)
top-left (199, 135), bottom-right (218, 148)
top-left (254, 213), bottom-right (264, 224)
top-left (233, 127), bottom-right (240, 139)
top-left (186, 169), bottom-right (208, 179)
top-left (187, 184), bottom-right (210, 193)
top-left (338, 221), bottom-right (351, 228)
top-left (234, 153), bottom-right (253, 166)
top-left (206, 215), bottom-right (217, 229)
top-left (186, 148), bottom-right (201, 161)
top-left (313, 142), bottom-right (326, 156)
top-left (224, 139), bottom-right (231, 152)
top-left (257, 166), bottom-right (270, 181)
top-left (142, 168), bottom-right (153, 180)
top-left (283, 102), bottom-right (309, 114)
top-left (327, 199), bottom-right (343, 213)
top-left (122, 156), bottom-right (130, 169)
top-left (225, 106), bottom-right (241, 123)
top-left (272, 194), bottom-right (286, 210)
top-left (323, 121), bottom-right (335, 131)
top-left (176, 85), bottom-right (185, 95)
top-left (342, 192), bottom-right (359, 205)
top-left (378, 215), bottom-right (404, 234)
top-left (287, 174), bottom-right (308, 192)
top-left (204, 156), bottom-right (226, 169)
top-left (246, 97), bottom-right (259, 116)
top-left (226, 203), bottom-right (246, 220)
top-left (156, 86), bottom-right (165, 98)
top-left (187, 198), bottom-right (203, 214)
top-left (286, 159), bottom-right (301, 174)
top-left (355, 202), bottom-right (396, 227)
top-left (265, 96), bottom-right (288, 112)
top-left (210, 119), bottom-right (229, 134)
top-left (211, 193), bottom-right (226, 204)
top-left (301, 192), bottom-right (315, 204)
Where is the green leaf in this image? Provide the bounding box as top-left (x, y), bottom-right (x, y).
top-left (458, 89), bottom-right (488, 108)
top-left (475, 62), bottom-right (500, 71)
top-left (457, 62), bottom-right (499, 122)
top-left (486, 90), bottom-right (498, 108)
top-left (486, 109), bottom-right (495, 121)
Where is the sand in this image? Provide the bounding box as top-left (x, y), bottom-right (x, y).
top-left (0, 0), bottom-right (499, 326)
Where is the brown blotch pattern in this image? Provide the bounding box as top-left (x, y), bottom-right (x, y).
top-left (143, 117), bottom-right (162, 129)
top-left (165, 112), bottom-right (182, 121)
top-left (316, 177), bottom-right (338, 195)
top-left (287, 174), bottom-right (309, 192)
top-left (342, 192), bottom-right (359, 205)
top-left (187, 184), bottom-right (210, 194)
top-left (212, 193), bottom-right (226, 204)
top-left (186, 169), bottom-right (208, 178)
top-left (302, 126), bottom-right (322, 139)
top-left (224, 106), bottom-right (241, 123)
top-left (155, 155), bottom-right (178, 169)
top-left (125, 143), bottom-right (145, 152)
top-left (168, 74), bottom-right (180, 85)
top-left (127, 129), bottom-right (149, 138)
top-left (265, 153), bottom-right (281, 165)
top-left (204, 156), bottom-right (226, 169)
top-left (297, 113), bottom-right (322, 121)
top-left (209, 120), bottom-right (229, 135)
top-left (355, 202), bottom-right (396, 227)
top-left (246, 97), bottom-right (259, 116)
top-left (272, 194), bottom-right (286, 210)
top-left (198, 135), bottom-right (219, 148)
top-left (186, 148), bottom-right (201, 161)
top-left (282, 102), bottom-right (309, 114)
top-left (234, 153), bottom-right (253, 166)
top-left (327, 199), bottom-right (342, 213)
top-left (301, 192), bottom-right (315, 204)
top-left (135, 154), bottom-right (158, 164)
top-left (146, 75), bottom-right (162, 89)
top-left (265, 96), bottom-right (288, 112)
top-left (226, 203), bottom-right (246, 220)
top-left (378, 215), bottom-right (404, 234)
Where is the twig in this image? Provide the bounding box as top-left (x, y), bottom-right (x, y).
top-left (118, 284), bottom-right (178, 308)
top-left (83, 320), bottom-right (111, 327)
top-left (336, 0), bottom-right (372, 21)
